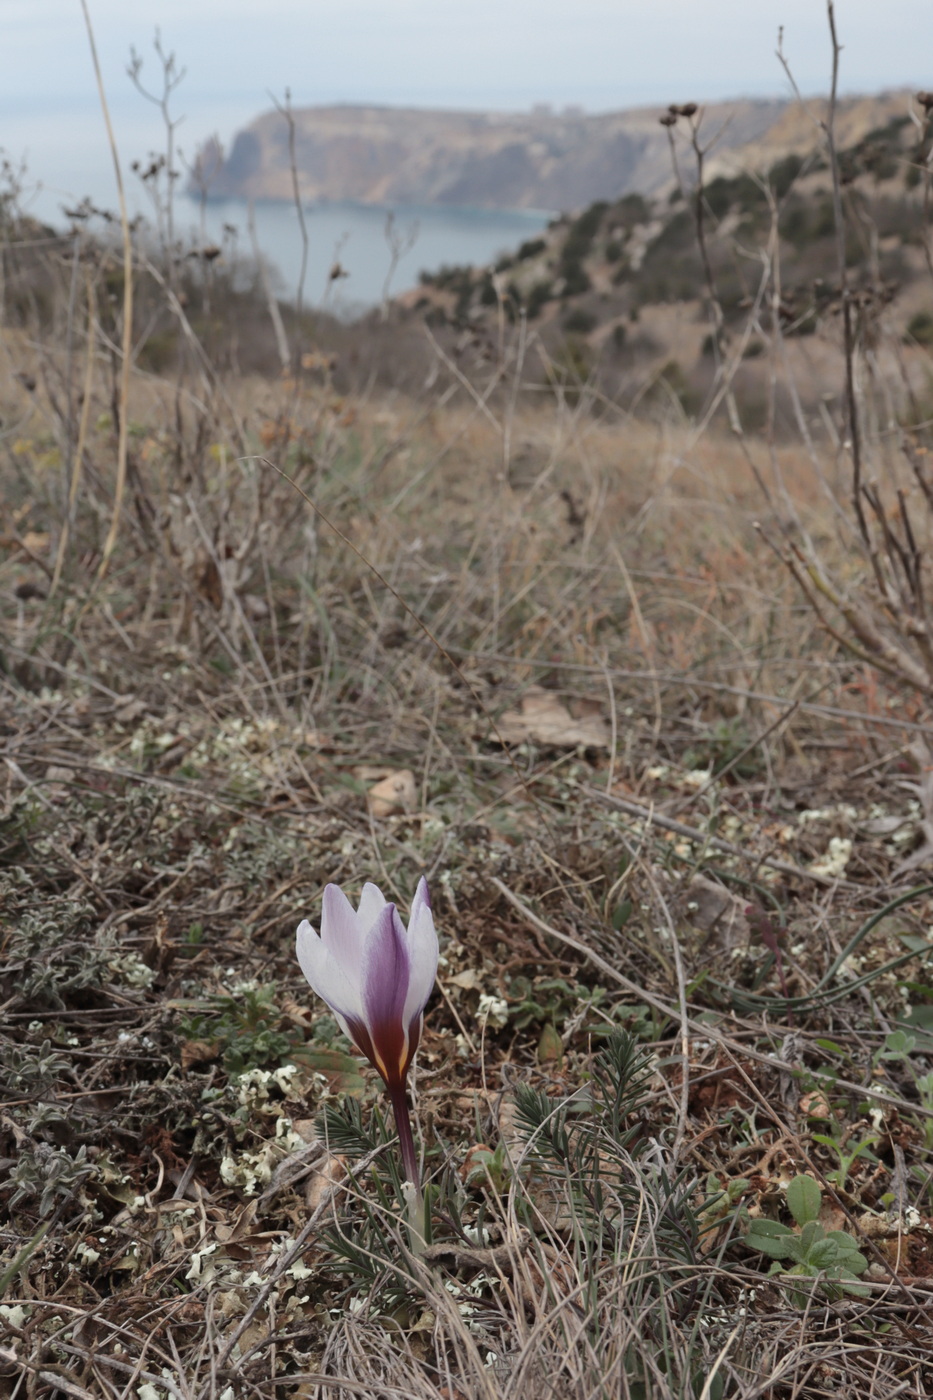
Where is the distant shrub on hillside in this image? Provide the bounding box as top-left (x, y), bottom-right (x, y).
top-left (526, 280), bottom-right (554, 318)
top-left (422, 263), bottom-right (473, 292)
top-left (479, 275), bottom-right (498, 306)
top-left (517, 237), bottom-right (547, 261)
top-left (563, 307), bottom-right (598, 334)
top-left (561, 202), bottom-right (609, 275)
top-left (559, 258), bottom-right (592, 298)
top-left (572, 201), bottom-right (609, 243)
top-left (613, 193), bottom-right (650, 227)
top-left (703, 174), bottom-right (762, 219)
top-left (769, 152), bottom-right (806, 198)
top-left (907, 310), bottom-right (933, 346)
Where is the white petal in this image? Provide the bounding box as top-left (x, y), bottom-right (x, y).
top-left (319, 884), bottom-right (365, 982)
top-left (356, 881), bottom-right (388, 933)
top-left (408, 877), bottom-right (432, 940)
top-left (296, 920), bottom-right (363, 1022)
top-left (400, 879), bottom-right (439, 1031)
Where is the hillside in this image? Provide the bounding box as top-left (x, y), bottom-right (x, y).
top-left (194, 99), bottom-right (786, 210)
top-left (193, 92), bottom-right (913, 213)
top-left (392, 96), bottom-right (933, 433)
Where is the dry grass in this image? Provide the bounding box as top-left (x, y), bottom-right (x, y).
top-left (4, 118), bottom-right (933, 1400)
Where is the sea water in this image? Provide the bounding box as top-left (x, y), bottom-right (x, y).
top-left (190, 196), bottom-right (551, 315)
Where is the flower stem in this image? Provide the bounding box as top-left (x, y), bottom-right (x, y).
top-left (389, 1083), bottom-right (427, 1252)
top-left (389, 1083), bottom-right (420, 1188)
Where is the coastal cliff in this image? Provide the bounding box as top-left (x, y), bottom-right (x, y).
top-left (191, 99), bottom-right (795, 210)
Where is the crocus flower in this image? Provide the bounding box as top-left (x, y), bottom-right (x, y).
top-left (296, 877), bottom-right (438, 1189)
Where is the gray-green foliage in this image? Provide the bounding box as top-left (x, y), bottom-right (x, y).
top-left (8, 1142), bottom-right (94, 1217)
top-left (5, 884), bottom-right (111, 1007)
top-left (744, 1173), bottom-right (869, 1302)
top-left (1, 1039), bottom-right (70, 1094)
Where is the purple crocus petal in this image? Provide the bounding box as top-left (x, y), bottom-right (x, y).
top-left (400, 877), bottom-right (438, 1035)
top-left (319, 884), bottom-right (366, 981)
top-left (297, 878), bottom-right (439, 1094)
top-left (360, 903), bottom-right (410, 1087)
top-left (296, 920), bottom-right (364, 1027)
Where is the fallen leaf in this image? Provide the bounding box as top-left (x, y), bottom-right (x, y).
top-left (367, 768), bottom-right (417, 818)
top-left (241, 593), bottom-right (270, 619)
top-left (258, 1141), bottom-right (325, 1206)
top-left (447, 968), bottom-right (481, 991)
top-left (280, 996), bottom-right (314, 1028)
top-left (291, 1044), bottom-right (366, 1094)
top-left (460, 1144), bottom-right (495, 1183)
top-left (181, 1039), bottom-right (220, 1071)
top-left (305, 1151), bottom-right (347, 1211)
top-left (684, 874), bottom-right (750, 950)
top-left (799, 1090), bottom-right (832, 1120)
top-left (496, 686), bottom-right (609, 749)
top-left (20, 530), bottom-right (50, 554)
top-left (114, 694), bottom-right (148, 724)
top-left (537, 1023), bottom-right (564, 1066)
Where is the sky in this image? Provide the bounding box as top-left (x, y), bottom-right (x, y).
top-left (1, 0), bottom-right (930, 219)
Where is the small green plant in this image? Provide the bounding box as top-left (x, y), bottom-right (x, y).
top-left (463, 1141), bottom-right (512, 1192)
top-left (873, 1027), bottom-right (918, 1068)
top-left (180, 982), bottom-right (295, 1074)
top-left (810, 1115), bottom-right (879, 1192)
top-left (915, 1071), bottom-right (933, 1150)
top-left (517, 236), bottom-right (546, 261)
top-left (1, 1040), bottom-right (70, 1094)
top-left (744, 1173), bottom-right (869, 1302)
top-left (871, 1028), bottom-right (933, 1150)
top-left (8, 896), bottom-right (115, 1009)
top-left (508, 974), bottom-right (600, 1030)
top-left (698, 1172), bottom-right (750, 1238)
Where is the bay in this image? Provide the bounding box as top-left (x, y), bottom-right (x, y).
top-left (9, 99), bottom-right (550, 316)
top-left (185, 196), bottom-right (552, 315)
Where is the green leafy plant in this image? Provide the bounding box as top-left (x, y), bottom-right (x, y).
top-left (810, 1115), bottom-right (879, 1192)
top-left (508, 974), bottom-right (602, 1030)
top-left (868, 1027), bottom-right (933, 1150)
top-left (179, 983), bottom-right (295, 1074)
top-left (744, 1173), bottom-right (869, 1302)
top-left (7, 895), bottom-right (115, 1009)
top-left (462, 1141), bottom-right (512, 1192)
